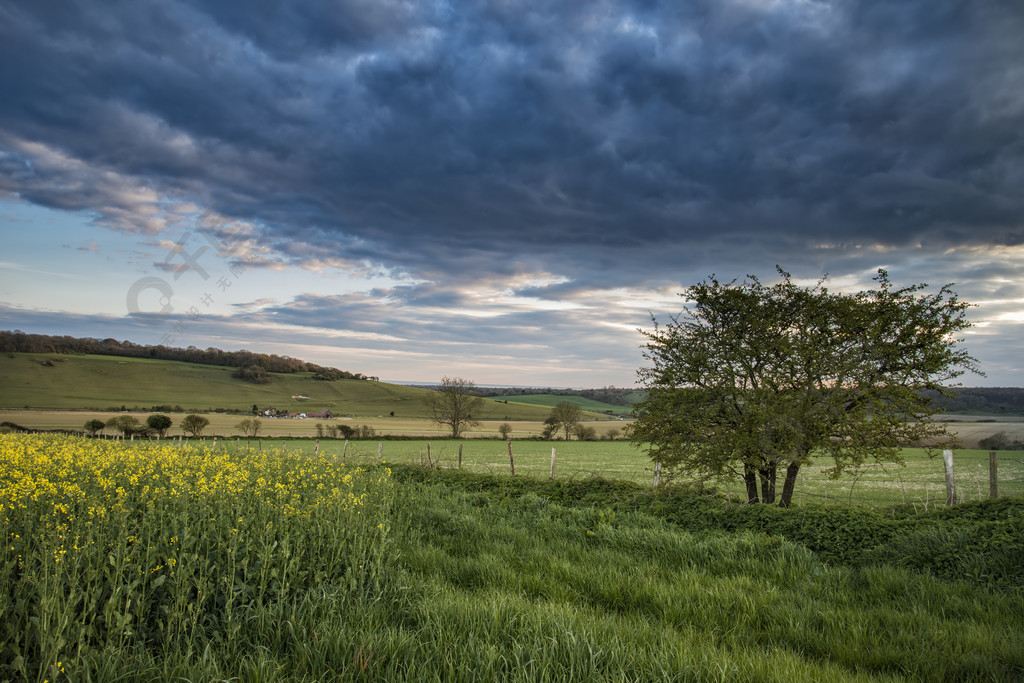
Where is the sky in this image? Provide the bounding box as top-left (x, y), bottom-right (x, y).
top-left (1, 0), bottom-right (1022, 388)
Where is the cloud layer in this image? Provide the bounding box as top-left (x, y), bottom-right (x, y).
top-left (2, 0), bottom-right (1022, 384)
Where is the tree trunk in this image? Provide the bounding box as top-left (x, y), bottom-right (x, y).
top-left (779, 462), bottom-right (801, 508)
top-left (743, 465), bottom-right (759, 504)
top-left (759, 465), bottom-right (776, 504)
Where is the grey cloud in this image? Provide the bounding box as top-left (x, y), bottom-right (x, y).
top-left (2, 0), bottom-right (1023, 383)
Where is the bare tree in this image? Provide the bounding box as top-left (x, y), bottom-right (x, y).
top-left (428, 376), bottom-right (485, 438)
top-left (236, 418), bottom-right (262, 438)
top-left (549, 401), bottom-right (582, 440)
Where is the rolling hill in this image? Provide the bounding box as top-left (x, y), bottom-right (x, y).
top-left (0, 353), bottom-right (570, 420)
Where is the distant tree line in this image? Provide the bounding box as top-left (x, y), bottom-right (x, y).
top-left (472, 386), bottom-right (642, 407)
top-left (473, 386), bottom-right (1024, 416)
top-left (1, 331), bottom-right (370, 380)
top-left (923, 388), bottom-right (1024, 416)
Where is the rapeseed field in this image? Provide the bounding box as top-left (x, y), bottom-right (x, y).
top-left (0, 434), bottom-right (392, 681)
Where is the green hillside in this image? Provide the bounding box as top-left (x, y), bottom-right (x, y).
top-left (504, 394), bottom-right (634, 416)
top-left (0, 353), bottom-right (553, 420)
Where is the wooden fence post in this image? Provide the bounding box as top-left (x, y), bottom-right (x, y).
top-left (315, 439), bottom-right (319, 456)
top-left (990, 451), bottom-right (998, 499)
top-left (377, 442), bottom-right (383, 463)
top-left (426, 442), bottom-right (433, 468)
top-left (507, 439), bottom-right (515, 476)
top-left (458, 442), bottom-right (463, 469)
top-left (943, 449), bottom-right (956, 505)
top-left (550, 447), bottom-right (557, 478)
top-left (342, 440), bottom-right (349, 464)
top-left (654, 461), bottom-right (662, 487)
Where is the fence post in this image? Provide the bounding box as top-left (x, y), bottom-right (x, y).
top-left (426, 442), bottom-right (433, 468)
top-left (990, 451), bottom-right (998, 499)
top-left (942, 449), bottom-right (956, 505)
top-left (507, 439), bottom-right (515, 476)
top-left (550, 447), bottom-right (557, 478)
top-left (315, 439), bottom-right (319, 456)
top-left (654, 461), bottom-right (662, 487)
top-left (212, 437), bottom-right (217, 450)
top-left (343, 440), bottom-right (349, 464)
top-left (377, 442), bottom-right (383, 463)
top-left (458, 442), bottom-right (463, 469)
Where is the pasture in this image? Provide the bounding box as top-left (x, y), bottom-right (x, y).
top-left (0, 353), bottom-right (587, 420)
top-left (4, 409), bottom-right (1023, 507)
top-left (2, 433), bottom-right (1022, 681)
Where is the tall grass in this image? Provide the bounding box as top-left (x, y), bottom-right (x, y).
top-left (0, 434), bottom-right (393, 681)
top-left (3, 435), bottom-right (1022, 681)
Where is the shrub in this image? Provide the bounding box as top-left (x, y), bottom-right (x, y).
top-left (84, 419), bottom-right (106, 436)
top-left (180, 414), bottom-right (210, 437)
top-left (146, 414), bottom-right (172, 438)
top-left (232, 364), bottom-right (270, 384)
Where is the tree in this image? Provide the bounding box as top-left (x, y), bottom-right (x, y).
top-left (106, 415), bottom-right (140, 437)
top-left (232, 364), bottom-right (270, 384)
top-left (572, 424), bottom-right (597, 441)
top-left (428, 376), bottom-right (484, 438)
top-left (498, 423), bottom-right (513, 439)
top-left (146, 414), bottom-right (172, 438)
top-left (631, 268), bottom-right (979, 507)
top-left (84, 419), bottom-right (106, 436)
top-left (236, 418), bottom-right (262, 438)
top-left (549, 401), bottom-right (582, 440)
top-left (540, 416), bottom-right (560, 440)
top-left (181, 414), bottom-right (210, 437)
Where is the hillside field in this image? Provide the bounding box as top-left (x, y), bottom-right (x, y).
top-left (0, 353), bottom-right (611, 421)
top-left (500, 393), bottom-right (632, 415)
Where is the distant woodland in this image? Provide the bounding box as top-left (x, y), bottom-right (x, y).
top-left (0, 331), bottom-right (371, 380)
top-left (473, 386), bottom-right (643, 407)
top-left (923, 388), bottom-right (1024, 416)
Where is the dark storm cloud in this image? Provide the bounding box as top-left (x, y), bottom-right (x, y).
top-left (1, 0), bottom-right (1022, 287)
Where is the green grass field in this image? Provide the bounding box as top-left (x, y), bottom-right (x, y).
top-left (502, 394), bottom-right (633, 415)
top-left (0, 353), bottom-right (585, 420)
top-left (4, 434), bottom-right (1022, 681)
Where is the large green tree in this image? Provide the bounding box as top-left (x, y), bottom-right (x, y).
top-left (630, 269), bottom-right (979, 507)
top-left (106, 415), bottom-right (140, 437)
top-left (428, 376), bottom-right (484, 438)
top-left (146, 414), bottom-right (172, 438)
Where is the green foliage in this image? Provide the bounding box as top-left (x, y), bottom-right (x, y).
top-left (632, 268), bottom-right (980, 507)
top-left (83, 418), bottom-right (106, 435)
top-left (980, 431), bottom-right (1024, 451)
top-left (180, 414), bottom-right (209, 437)
top-left (145, 413), bottom-right (172, 437)
top-left (105, 414), bottom-right (140, 436)
top-left (232, 364), bottom-right (271, 384)
top-left (498, 422), bottom-right (512, 439)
